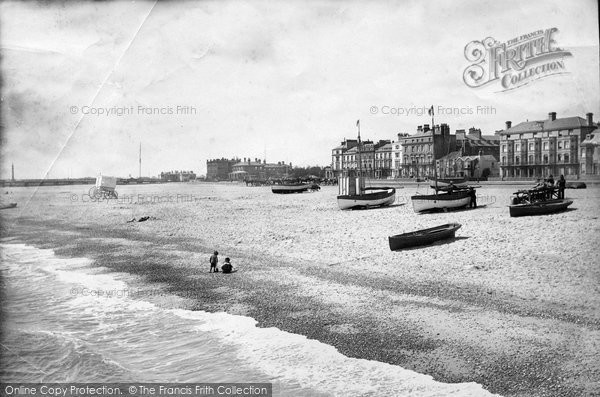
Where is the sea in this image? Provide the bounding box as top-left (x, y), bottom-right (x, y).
top-left (0, 242), bottom-right (499, 396)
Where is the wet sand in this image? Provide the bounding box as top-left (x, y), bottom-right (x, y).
top-left (1, 182), bottom-right (599, 396)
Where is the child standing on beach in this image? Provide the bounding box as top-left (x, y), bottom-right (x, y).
top-left (209, 251), bottom-right (219, 273)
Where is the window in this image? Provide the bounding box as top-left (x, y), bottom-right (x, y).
top-left (501, 145), bottom-right (506, 153)
top-left (543, 154), bottom-right (549, 164)
top-left (502, 156), bottom-right (506, 164)
top-left (543, 142), bottom-right (549, 150)
top-left (528, 155), bottom-right (534, 164)
top-left (558, 154), bottom-right (562, 162)
top-left (558, 141), bottom-right (563, 149)
top-left (529, 143), bottom-right (534, 151)
top-left (515, 144), bottom-right (520, 151)
top-left (515, 156), bottom-right (520, 165)
top-left (564, 154), bottom-right (569, 163)
top-left (565, 141), bottom-right (570, 149)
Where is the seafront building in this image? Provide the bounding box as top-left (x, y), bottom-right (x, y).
top-left (455, 127), bottom-right (500, 158)
top-left (581, 130), bottom-right (600, 175)
top-left (498, 112), bottom-right (598, 179)
top-left (228, 158), bottom-right (292, 181)
top-left (438, 152), bottom-right (500, 179)
top-left (159, 170), bottom-right (196, 182)
top-left (396, 124), bottom-right (454, 179)
top-left (340, 139), bottom-right (391, 178)
top-left (391, 134), bottom-right (409, 178)
top-left (329, 112), bottom-right (600, 180)
top-left (206, 158), bottom-right (239, 181)
top-left (331, 139), bottom-right (358, 178)
top-left (374, 142), bottom-right (393, 179)
top-left (329, 124), bottom-right (500, 180)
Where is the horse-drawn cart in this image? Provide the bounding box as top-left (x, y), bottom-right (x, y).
top-left (89, 175), bottom-right (118, 199)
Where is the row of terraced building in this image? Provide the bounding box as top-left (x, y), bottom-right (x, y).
top-left (329, 111), bottom-right (599, 180)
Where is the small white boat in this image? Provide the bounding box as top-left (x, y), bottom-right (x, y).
top-left (337, 120), bottom-right (396, 210)
top-left (411, 190), bottom-right (471, 212)
top-left (337, 187), bottom-right (396, 210)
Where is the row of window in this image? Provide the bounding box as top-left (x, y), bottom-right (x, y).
top-left (501, 153), bottom-right (572, 165)
top-left (501, 140), bottom-right (574, 152)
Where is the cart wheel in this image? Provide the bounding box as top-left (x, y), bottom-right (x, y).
top-left (89, 187), bottom-right (101, 199)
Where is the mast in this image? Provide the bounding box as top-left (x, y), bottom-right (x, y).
top-left (428, 106), bottom-right (438, 192)
top-left (357, 119), bottom-right (363, 194)
top-left (138, 142), bottom-right (142, 179)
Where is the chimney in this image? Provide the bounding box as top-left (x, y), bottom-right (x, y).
top-left (417, 125), bottom-right (423, 133)
top-left (587, 113), bottom-right (593, 126)
top-left (468, 127), bottom-right (482, 139)
top-left (505, 121), bottom-right (512, 129)
top-left (424, 124), bottom-right (430, 132)
top-left (548, 112), bottom-right (556, 121)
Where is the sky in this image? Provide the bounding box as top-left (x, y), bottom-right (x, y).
top-left (1, 0), bottom-right (598, 179)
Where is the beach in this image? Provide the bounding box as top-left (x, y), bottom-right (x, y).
top-left (1, 182), bottom-right (599, 396)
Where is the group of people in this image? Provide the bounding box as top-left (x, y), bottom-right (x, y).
top-left (209, 251), bottom-right (234, 273)
top-left (534, 174), bottom-right (566, 200)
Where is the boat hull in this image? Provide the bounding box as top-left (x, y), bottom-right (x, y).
top-left (411, 191), bottom-right (471, 213)
top-left (389, 223), bottom-right (461, 251)
top-left (509, 199), bottom-right (573, 217)
top-left (271, 184), bottom-right (310, 194)
top-left (337, 188), bottom-right (395, 210)
top-left (429, 177), bottom-right (468, 189)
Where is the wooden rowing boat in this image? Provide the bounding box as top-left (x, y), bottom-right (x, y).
top-left (271, 183), bottom-right (311, 194)
top-left (388, 223), bottom-right (461, 251)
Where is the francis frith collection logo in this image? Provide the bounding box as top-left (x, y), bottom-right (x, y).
top-left (462, 28), bottom-right (572, 91)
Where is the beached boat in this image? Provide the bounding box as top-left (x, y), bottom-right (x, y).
top-left (411, 190), bottom-right (472, 212)
top-left (508, 186), bottom-right (573, 217)
top-left (410, 112), bottom-right (476, 213)
top-left (337, 186), bottom-right (396, 210)
top-left (566, 181), bottom-right (586, 189)
top-left (429, 176), bottom-right (468, 189)
top-left (388, 223), bottom-right (461, 250)
top-left (0, 202), bottom-right (17, 210)
top-left (509, 199), bottom-right (573, 217)
top-left (337, 120), bottom-right (396, 210)
top-left (271, 183), bottom-right (311, 194)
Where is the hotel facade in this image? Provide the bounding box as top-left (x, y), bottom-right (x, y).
top-left (498, 112), bottom-right (597, 179)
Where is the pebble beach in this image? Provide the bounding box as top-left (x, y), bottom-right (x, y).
top-left (1, 181), bottom-right (599, 396)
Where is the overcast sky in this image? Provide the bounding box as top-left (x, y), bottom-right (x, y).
top-left (1, 0), bottom-right (598, 178)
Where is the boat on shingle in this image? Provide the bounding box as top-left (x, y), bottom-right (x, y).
top-left (388, 223), bottom-right (461, 251)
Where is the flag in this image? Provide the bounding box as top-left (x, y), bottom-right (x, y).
top-left (428, 106), bottom-right (434, 116)
top-left (356, 119), bottom-right (360, 127)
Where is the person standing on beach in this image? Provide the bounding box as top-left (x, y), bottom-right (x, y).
top-left (547, 175), bottom-right (555, 199)
top-left (468, 187), bottom-right (477, 208)
top-left (557, 175), bottom-right (566, 199)
top-left (209, 251), bottom-right (219, 273)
